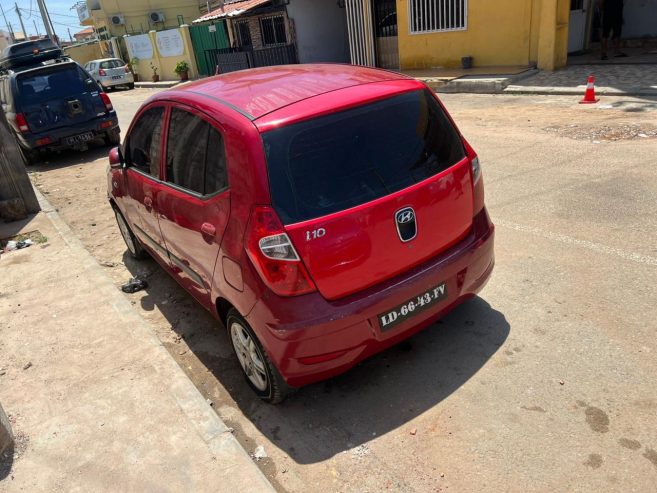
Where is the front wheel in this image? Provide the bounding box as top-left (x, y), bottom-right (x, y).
top-left (114, 209), bottom-right (148, 260)
top-left (227, 309), bottom-right (292, 404)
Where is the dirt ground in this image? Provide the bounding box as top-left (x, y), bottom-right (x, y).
top-left (28, 88), bottom-right (657, 492)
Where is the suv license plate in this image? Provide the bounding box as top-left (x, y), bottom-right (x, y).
top-left (378, 282), bottom-right (448, 332)
top-left (111, 75), bottom-right (122, 79)
top-left (64, 132), bottom-right (93, 145)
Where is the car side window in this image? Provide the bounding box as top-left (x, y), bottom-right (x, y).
top-left (125, 107), bottom-right (164, 177)
top-left (165, 108), bottom-right (228, 195)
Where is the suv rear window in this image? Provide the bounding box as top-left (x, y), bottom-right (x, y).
top-left (99, 59), bottom-right (124, 69)
top-left (262, 89), bottom-right (465, 224)
top-left (17, 65), bottom-right (90, 101)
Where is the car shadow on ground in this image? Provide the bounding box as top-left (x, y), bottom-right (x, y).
top-left (0, 443), bottom-right (13, 481)
top-left (28, 140), bottom-right (112, 172)
top-left (119, 248), bottom-right (509, 464)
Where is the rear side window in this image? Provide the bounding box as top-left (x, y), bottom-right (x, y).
top-left (262, 89), bottom-right (465, 224)
top-left (125, 107), bottom-right (164, 177)
top-left (165, 108), bottom-right (228, 195)
top-left (16, 65), bottom-right (90, 102)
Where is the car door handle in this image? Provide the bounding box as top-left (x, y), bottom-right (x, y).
top-left (201, 223), bottom-right (216, 237)
top-left (144, 197), bottom-right (153, 211)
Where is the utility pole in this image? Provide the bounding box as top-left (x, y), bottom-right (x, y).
top-left (33, 19), bottom-right (40, 37)
top-left (35, 0), bottom-right (56, 43)
top-left (0, 3), bottom-right (16, 42)
top-left (14, 3), bottom-right (27, 39)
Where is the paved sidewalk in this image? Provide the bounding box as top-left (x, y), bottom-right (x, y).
top-left (0, 191), bottom-right (273, 491)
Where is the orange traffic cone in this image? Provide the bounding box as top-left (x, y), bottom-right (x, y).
top-left (579, 75), bottom-right (599, 104)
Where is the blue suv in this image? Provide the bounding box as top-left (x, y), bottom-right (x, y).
top-left (0, 39), bottom-right (120, 165)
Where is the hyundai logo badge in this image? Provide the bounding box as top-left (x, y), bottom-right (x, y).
top-left (395, 207), bottom-right (417, 242)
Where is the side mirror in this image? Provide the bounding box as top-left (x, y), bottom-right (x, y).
top-left (109, 146), bottom-right (125, 169)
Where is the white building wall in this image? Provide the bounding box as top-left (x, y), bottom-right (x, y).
top-left (623, 0), bottom-right (657, 38)
top-left (286, 0), bottom-right (350, 63)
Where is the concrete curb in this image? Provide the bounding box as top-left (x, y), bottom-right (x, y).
top-left (433, 69), bottom-right (539, 94)
top-left (135, 81), bottom-right (182, 89)
top-left (31, 186), bottom-right (275, 492)
top-left (0, 403), bottom-right (12, 457)
top-left (504, 85), bottom-right (657, 97)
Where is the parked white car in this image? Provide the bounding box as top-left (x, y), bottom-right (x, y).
top-left (84, 58), bottom-right (134, 91)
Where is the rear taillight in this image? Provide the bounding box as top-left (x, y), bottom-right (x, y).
top-left (100, 92), bottom-right (113, 112)
top-left (125, 65), bottom-right (130, 73)
top-left (245, 206), bottom-right (317, 297)
top-left (15, 113), bottom-right (29, 133)
top-left (99, 68), bottom-right (106, 76)
top-left (462, 137), bottom-right (484, 214)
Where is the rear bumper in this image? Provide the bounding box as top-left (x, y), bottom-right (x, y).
top-left (246, 207), bottom-right (495, 387)
top-left (17, 114), bottom-right (119, 152)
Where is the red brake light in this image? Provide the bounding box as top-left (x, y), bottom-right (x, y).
top-left (98, 68), bottom-right (107, 76)
top-left (100, 92), bottom-right (113, 112)
top-left (125, 65), bottom-right (130, 73)
top-left (245, 206), bottom-right (317, 297)
top-left (462, 137), bottom-right (485, 214)
top-left (15, 113), bottom-right (29, 133)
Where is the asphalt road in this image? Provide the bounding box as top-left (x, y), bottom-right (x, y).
top-left (30, 87), bottom-right (657, 492)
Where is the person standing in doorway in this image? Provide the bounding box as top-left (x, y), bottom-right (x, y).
top-left (600, 0), bottom-right (627, 60)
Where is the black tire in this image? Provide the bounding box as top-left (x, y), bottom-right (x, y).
top-left (227, 309), bottom-right (292, 404)
top-left (104, 128), bottom-right (121, 146)
top-left (114, 209), bottom-right (148, 260)
top-left (19, 146), bottom-right (39, 166)
top-left (128, 83), bottom-right (135, 90)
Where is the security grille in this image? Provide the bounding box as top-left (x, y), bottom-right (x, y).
top-left (408, 0), bottom-right (467, 34)
top-left (260, 15), bottom-right (287, 46)
top-left (234, 19), bottom-right (252, 47)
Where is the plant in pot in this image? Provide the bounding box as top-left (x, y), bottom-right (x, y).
top-left (129, 57), bottom-right (140, 82)
top-left (150, 62), bottom-right (159, 82)
top-left (174, 60), bottom-right (190, 81)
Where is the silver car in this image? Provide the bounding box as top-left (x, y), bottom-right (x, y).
top-left (84, 58), bottom-right (134, 91)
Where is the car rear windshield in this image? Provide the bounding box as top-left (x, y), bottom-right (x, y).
top-left (262, 89), bottom-right (466, 224)
top-left (100, 59), bottom-right (124, 69)
top-left (17, 65), bottom-right (90, 102)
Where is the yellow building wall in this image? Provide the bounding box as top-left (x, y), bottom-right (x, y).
top-left (397, 0), bottom-right (569, 70)
top-left (93, 0), bottom-right (201, 38)
top-left (64, 42), bottom-right (105, 66)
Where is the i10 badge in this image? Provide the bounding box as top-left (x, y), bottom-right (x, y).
top-left (378, 282), bottom-right (448, 331)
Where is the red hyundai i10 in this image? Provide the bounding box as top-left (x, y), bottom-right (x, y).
top-left (107, 64), bottom-right (494, 403)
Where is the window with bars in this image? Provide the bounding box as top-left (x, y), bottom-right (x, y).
top-left (260, 15), bottom-right (287, 46)
top-left (408, 0), bottom-right (467, 34)
top-left (234, 19), bottom-right (252, 47)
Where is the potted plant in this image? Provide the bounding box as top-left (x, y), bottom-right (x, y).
top-left (150, 62), bottom-right (159, 82)
top-left (129, 57), bottom-right (140, 82)
top-left (174, 60), bottom-right (190, 81)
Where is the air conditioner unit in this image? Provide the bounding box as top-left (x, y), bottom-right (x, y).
top-left (110, 14), bottom-right (125, 25)
top-left (149, 11), bottom-right (165, 23)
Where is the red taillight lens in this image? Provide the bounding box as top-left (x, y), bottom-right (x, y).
top-left (245, 206), bottom-right (317, 297)
top-left (125, 65), bottom-right (130, 73)
top-left (462, 137), bottom-right (485, 214)
top-left (100, 92), bottom-right (113, 112)
top-left (15, 113), bottom-right (29, 133)
top-left (99, 68), bottom-right (107, 76)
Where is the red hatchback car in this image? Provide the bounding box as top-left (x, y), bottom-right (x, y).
top-left (108, 64), bottom-right (494, 403)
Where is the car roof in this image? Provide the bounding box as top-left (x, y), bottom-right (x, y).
top-left (155, 64), bottom-right (413, 121)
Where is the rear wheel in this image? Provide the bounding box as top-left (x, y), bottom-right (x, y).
top-left (128, 83), bottom-right (135, 90)
top-left (19, 146), bottom-right (39, 166)
top-left (104, 128), bottom-right (121, 146)
top-left (227, 309), bottom-right (291, 404)
top-left (114, 209), bottom-right (148, 259)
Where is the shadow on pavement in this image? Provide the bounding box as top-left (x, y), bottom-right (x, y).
top-left (118, 250), bottom-right (509, 464)
top-left (0, 443), bottom-right (13, 481)
top-left (29, 140), bottom-right (111, 173)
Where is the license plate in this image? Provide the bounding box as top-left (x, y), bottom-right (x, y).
top-left (378, 282), bottom-right (448, 331)
top-left (64, 132), bottom-right (93, 145)
top-left (111, 75), bottom-right (122, 79)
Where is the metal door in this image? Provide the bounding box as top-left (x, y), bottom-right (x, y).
top-left (373, 0), bottom-right (399, 69)
top-left (568, 0), bottom-right (588, 53)
top-left (346, 0), bottom-right (376, 66)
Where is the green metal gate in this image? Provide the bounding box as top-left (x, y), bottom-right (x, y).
top-left (189, 23), bottom-right (231, 76)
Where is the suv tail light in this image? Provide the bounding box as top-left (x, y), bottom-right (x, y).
top-left (100, 92), bottom-right (113, 112)
top-left (245, 206), bottom-right (317, 297)
top-left (462, 137), bottom-right (484, 214)
top-left (15, 113), bottom-right (29, 133)
top-left (125, 65), bottom-right (130, 73)
top-left (99, 68), bottom-right (106, 76)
